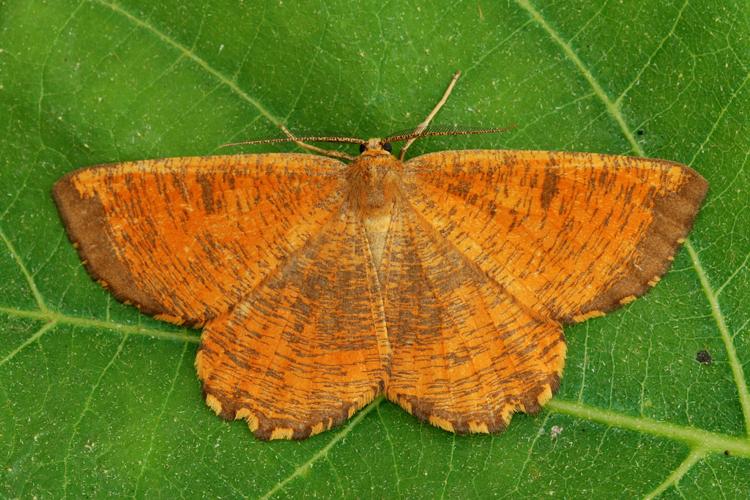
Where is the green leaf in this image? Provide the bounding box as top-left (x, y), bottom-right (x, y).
top-left (1, 0), bottom-right (748, 497)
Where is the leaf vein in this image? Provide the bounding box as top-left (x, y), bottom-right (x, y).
top-left (133, 341), bottom-right (189, 496)
top-left (513, 0), bottom-right (641, 153)
top-left (0, 306), bottom-right (199, 344)
top-left (0, 320), bottom-right (57, 367)
top-left (615, 0), bottom-right (689, 106)
top-left (685, 241), bottom-right (750, 436)
top-left (0, 224), bottom-right (47, 312)
top-left (547, 399), bottom-right (750, 457)
top-left (686, 72), bottom-right (750, 167)
top-left (515, 0), bottom-right (750, 439)
top-left (259, 397), bottom-right (383, 500)
top-left (377, 404), bottom-right (402, 496)
top-left (62, 333), bottom-right (128, 497)
top-left (511, 414), bottom-right (550, 494)
top-left (90, 0), bottom-right (287, 133)
top-left (643, 448), bottom-right (706, 500)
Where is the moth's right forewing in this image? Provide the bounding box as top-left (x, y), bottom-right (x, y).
top-left (401, 150), bottom-right (707, 324)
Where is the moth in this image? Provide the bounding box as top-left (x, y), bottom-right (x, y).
top-left (53, 73), bottom-right (707, 440)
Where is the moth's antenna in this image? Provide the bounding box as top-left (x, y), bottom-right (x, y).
top-left (219, 129), bottom-right (364, 161)
top-left (392, 71), bottom-right (516, 160)
top-left (396, 71), bottom-right (462, 160)
top-left (220, 136), bottom-right (366, 147)
top-left (385, 126), bottom-right (516, 144)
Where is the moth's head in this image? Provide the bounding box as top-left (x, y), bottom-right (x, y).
top-left (358, 138), bottom-right (394, 157)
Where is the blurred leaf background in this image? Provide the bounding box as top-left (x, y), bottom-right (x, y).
top-left (1, 0), bottom-right (749, 497)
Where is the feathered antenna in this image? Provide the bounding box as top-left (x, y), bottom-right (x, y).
top-left (219, 124), bottom-right (363, 161)
top-left (384, 126), bottom-right (516, 144)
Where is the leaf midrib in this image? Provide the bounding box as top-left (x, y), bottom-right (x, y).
top-left (0, 303), bottom-right (749, 458)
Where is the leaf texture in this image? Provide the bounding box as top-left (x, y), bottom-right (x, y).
top-left (0, 0), bottom-right (748, 497)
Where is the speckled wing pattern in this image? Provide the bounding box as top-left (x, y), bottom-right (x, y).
top-left (196, 205), bottom-right (390, 440)
top-left (380, 199), bottom-right (565, 434)
top-left (54, 148), bottom-right (707, 440)
top-left (53, 154), bottom-right (346, 326)
top-left (402, 150), bottom-right (708, 324)
top-left (381, 149), bottom-right (707, 433)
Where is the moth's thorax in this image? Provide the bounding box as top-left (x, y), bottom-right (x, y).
top-left (346, 149), bottom-right (403, 269)
top-left (346, 150), bottom-right (403, 215)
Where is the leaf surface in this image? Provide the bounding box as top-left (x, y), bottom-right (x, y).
top-left (1, 0), bottom-right (748, 497)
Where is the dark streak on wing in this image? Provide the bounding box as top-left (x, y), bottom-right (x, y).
top-left (53, 175), bottom-right (164, 315)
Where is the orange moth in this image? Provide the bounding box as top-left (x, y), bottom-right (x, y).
top-left (53, 72), bottom-right (707, 440)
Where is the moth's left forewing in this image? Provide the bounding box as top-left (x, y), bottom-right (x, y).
top-left (402, 150), bottom-right (708, 324)
top-left (53, 154), bottom-right (347, 327)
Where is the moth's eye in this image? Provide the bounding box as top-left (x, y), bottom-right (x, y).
top-left (383, 142), bottom-right (393, 153)
top-left (359, 143), bottom-right (366, 153)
